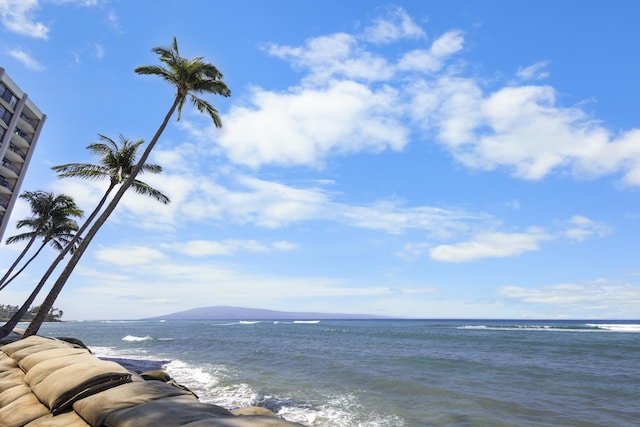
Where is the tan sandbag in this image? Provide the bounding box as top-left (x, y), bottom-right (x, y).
top-left (30, 360), bottom-right (131, 414)
top-left (102, 395), bottom-right (234, 427)
top-left (0, 391), bottom-right (49, 427)
top-left (180, 416), bottom-right (305, 426)
top-left (0, 382), bottom-right (31, 406)
top-left (73, 379), bottom-right (197, 426)
top-left (0, 369), bottom-right (26, 392)
top-left (0, 352), bottom-right (19, 370)
top-left (1, 336), bottom-right (70, 357)
top-left (24, 353), bottom-right (100, 387)
top-left (19, 347), bottom-right (90, 372)
top-left (24, 411), bottom-right (91, 427)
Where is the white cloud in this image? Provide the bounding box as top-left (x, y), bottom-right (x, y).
top-left (266, 33), bottom-right (394, 83)
top-left (430, 228), bottom-right (552, 262)
top-left (0, 0), bottom-right (49, 38)
top-left (218, 80), bottom-right (408, 168)
top-left (93, 43), bottom-right (104, 59)
top-left (362, 5), bottom-right (426, 44)
top-left (499, 281), bottom-right (640, 307)
top-left (563, 215), bottom-right (611, 242)
top-left (248, 7), bottom-right (640, 186)
top-left (170, 239), bottom-right (298, 257)
top-left (7, 47), bottom-right (45, 71)
top-left (398, 31), bottom-right (464, 74)
top-left (94, 245), bottom-right (166, 266)
top-left (517, 61), bottom-right (550, 81)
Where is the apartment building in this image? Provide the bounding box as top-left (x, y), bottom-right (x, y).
top-left (0, 68), bottom-right (47, 241)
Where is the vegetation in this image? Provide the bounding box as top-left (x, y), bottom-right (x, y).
top-left (0, 304), bottom-right (63, 322)
top-left (0, 191), bottom-right (82, 291)
top-left (0, 135), bottom-right (169, 338)
top-left (22, 37), bottom-right (230, 337)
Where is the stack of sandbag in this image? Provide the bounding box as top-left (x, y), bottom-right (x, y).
top-left (0, 336), bottom-right (303, 427)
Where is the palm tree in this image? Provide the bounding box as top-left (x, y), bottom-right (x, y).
top-left (0, 191), bottom-right (83, 288)
top-left (0, 216), bottom-right (81, 292)
top-left (0, 135), bottom-right (169, 338)
top-left (24, 37), bottom-right (230, 337)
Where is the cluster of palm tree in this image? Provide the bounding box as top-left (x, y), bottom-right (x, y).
top-left (0, 37), bottom-right (230, 338)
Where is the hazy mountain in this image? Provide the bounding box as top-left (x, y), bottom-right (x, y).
top-left (145, 306), bottom-right (392, 320)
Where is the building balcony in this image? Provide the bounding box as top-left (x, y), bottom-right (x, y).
top-left (18, 114), bottom-right (37, 132)
top-left (0, 175), bottom-right (15, 192)
top-left (0, 195), bottom-right (10, 210)
top-left (14, 127), bottom-right (32, 144)
top-left (1, 158), bottom-right (21, 176)
top-left (8, 142), bottom-right (27, 159)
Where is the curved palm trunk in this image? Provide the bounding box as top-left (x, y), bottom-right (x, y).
top-left (23, 98), bottom-right (180, 337)
top-left (0, 185), bottom-right (116, 339)
top-left (0, 234), bottom-right (39, 287)
top-left (0, 241), bottom-right (47, 292)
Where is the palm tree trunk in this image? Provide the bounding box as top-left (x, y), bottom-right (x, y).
top-left (0, 186), bottom-right (116, 339)
top-left (23, 98), bottom-right (180, 337)
top-left (0, 235), bottom-right (38, 288)
top-left (0, 241), bottom-right (47, 292)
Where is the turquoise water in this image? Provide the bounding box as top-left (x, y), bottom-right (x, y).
top-left (33, 319), bottom-right (639, 426)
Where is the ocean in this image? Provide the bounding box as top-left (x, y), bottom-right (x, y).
top-left (30, 319), bottom-right (639, 427)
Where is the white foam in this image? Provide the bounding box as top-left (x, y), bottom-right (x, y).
top-left (122, 335), bottom-right (152, 342)
top-left (586, 323), bottom-right (640, 333)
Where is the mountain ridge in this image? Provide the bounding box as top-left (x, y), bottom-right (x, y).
top-left (145, 306), bottom-right (393, 320)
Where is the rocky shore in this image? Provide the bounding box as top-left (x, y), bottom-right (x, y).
top-left (0, 334), bottom-right (305, 426)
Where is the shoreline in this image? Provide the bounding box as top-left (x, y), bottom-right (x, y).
top-left (0, 333), bottom-right (306, 426)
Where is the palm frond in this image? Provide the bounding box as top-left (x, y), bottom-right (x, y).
top-left (190, 96), bottom-right (223, 127)
top-left (131, 180), bottom-right (170, 204)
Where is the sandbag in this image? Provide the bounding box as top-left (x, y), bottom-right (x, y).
top-left (0, 369), bottom-right (26, 392)
top-left (1, 336), bottom-right (70, 357)
top-left (19, 347), bottom-right (90, 371)
top-left (102, 395), bottom-right (234, 427)
top-left (73, 380), bottom-right (197, 426)
top-left (30, 360), bottom-right (131, 414)
top-left (0, 391), bottom-right (49, 427)
top-left (180, 416), bottom-right (305, 426)
top-left (0, 382), bottom-right (31, 406)
top-left (24, 353), bottom-right (102, 387)
top-left (24, 411), bottom-right (91, 427)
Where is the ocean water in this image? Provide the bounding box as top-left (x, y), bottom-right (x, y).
top-left (31, 319), bottom-right (639, 427)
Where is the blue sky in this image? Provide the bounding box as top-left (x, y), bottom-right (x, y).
top-left (1, 0), bottom-right (639, 320)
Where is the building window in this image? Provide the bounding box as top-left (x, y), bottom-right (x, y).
top-left (0, 105), bottom-right (11, 125)
top-left (0, 83), bottom-right (17, 110)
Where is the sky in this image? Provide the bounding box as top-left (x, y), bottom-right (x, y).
top-left (0, 0), bottom-right (639, 320)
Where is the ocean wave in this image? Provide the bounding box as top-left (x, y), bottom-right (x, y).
top-left (122, 335), bottom-right (153, 342)
top-left (586, 323), bottom-right (640, 333)
top-left (165, 359), bottom-right (403, 426)
top-left (458, 323), bottom-right (640, 333)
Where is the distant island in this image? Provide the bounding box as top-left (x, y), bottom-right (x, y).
top-left (145, 306), bottom-right (394, 321)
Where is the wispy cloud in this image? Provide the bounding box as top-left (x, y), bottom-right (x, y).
top-left (499, 280), bottom-right (640, 310)
top-left (0, 0), bottom-right (49, 39)
top-left (517, 61), bottom-right (550, 81)
top-left (429, 228), bottom-right (552, 262)
top-left (7, 47), bottom-right (45, 70)
top-left (362, 5), bottom-right (427, 44)
top-left (168, 239), bottom-right (298, 257)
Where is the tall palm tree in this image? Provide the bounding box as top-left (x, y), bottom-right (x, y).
top-left (0, 216), bottom-right (81, 292)
top-left (24, 36), bottom-right (230, 337)
top-left (0, 191), bottom-right (83, 288)
top-left (0, 135), bottom-right (169, 338)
